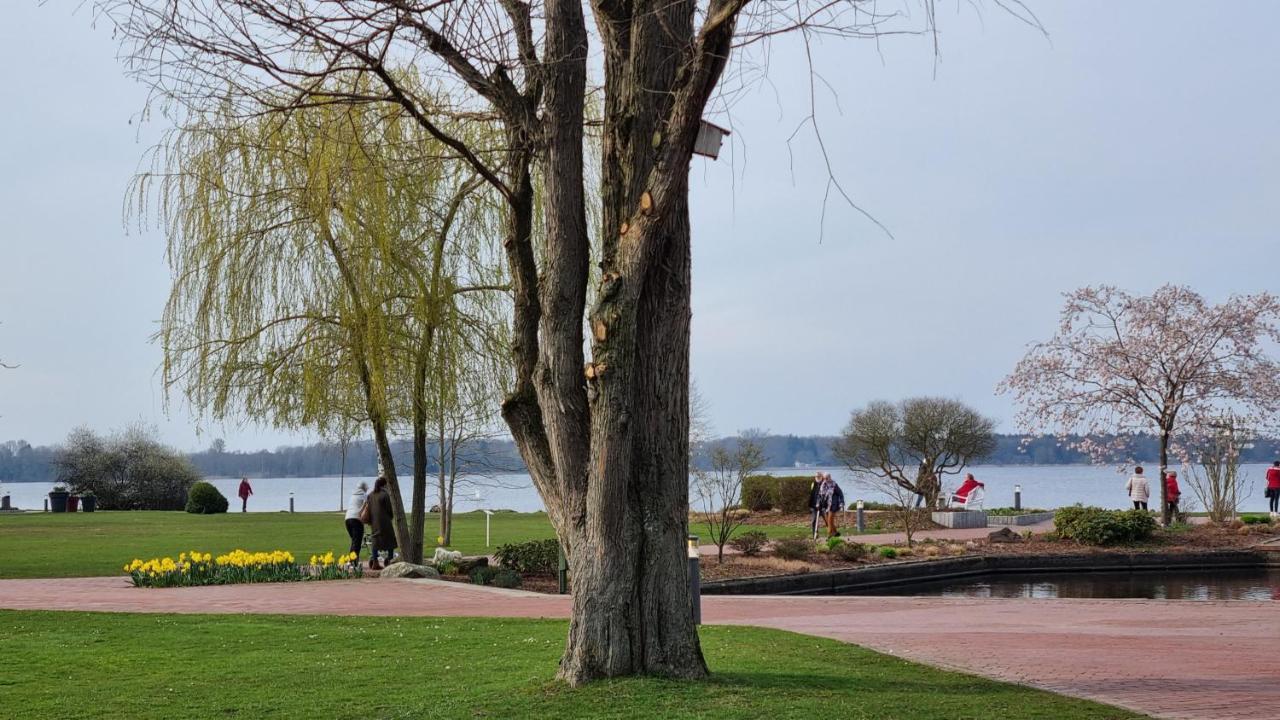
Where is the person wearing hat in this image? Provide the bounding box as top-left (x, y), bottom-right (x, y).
top-left (343, 481), bottom-right (369, 565)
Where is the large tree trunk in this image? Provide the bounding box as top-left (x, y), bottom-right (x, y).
top-left (369, 410), bottom-right (412, 558)
top-left (1159, 429), bottom-right (1171, 525)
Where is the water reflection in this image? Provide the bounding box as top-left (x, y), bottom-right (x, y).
top-left (853, 569), bottom-right (1280, 601)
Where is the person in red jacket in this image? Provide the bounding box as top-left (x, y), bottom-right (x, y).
top-left (1164, 471), bottom-right (1181, 521)
top-left (237, 477), bottom-right (253, 513)
top-left (1265, 460), bottom-right (1280, 516)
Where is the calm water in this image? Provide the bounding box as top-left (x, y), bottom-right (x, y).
top-left (851, 568), bottom-right (1280, 601)
top-left (2, 463), bottom-right (1277, 513)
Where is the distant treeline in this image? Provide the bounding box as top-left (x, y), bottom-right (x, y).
top-left (5, 433), bottom-right (1280, 483)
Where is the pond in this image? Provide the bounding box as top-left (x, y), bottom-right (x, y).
top-left (848, 568), bottom-right (1280, 601)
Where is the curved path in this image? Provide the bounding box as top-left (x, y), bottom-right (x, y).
top-left (1, 576), bottom-right (1275, 720)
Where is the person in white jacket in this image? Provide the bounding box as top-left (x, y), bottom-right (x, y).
top-left (1125, 467), bottom-right (1150, 510)
top-left (344, 482), bottom-right (369, 564)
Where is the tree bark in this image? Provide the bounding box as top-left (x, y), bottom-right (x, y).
top-left (1159, 428), bottom-right (1171, 525)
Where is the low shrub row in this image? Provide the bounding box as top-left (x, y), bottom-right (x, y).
top-left (493, 538), bottom-right (559, 575)
top-left (1054, 505), bottom-right (1157, 546)
top-left (741, 476), bottom-right (813, 512)
top-left (985, 506), bottom-right (1049, 516)
top-left (469, 565), bottom-right (523, 588)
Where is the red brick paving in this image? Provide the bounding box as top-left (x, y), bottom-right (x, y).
top-left (1, 576), bottom-right (1275, 719)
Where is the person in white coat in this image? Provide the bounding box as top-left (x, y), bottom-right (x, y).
top-left (344, 482), bottom-right (369, 563)
top-left (1125, 467), bottom-right (1150, 511)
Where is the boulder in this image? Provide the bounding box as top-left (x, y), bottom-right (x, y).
top-left (380, 562), bottom-right (440, 579)
top-left (987, 527), bottom-right (1023, 544)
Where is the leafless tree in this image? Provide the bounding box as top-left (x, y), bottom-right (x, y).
top-left (95, 0), bottom-right (1032, 684)
top-left (1184, 413), bottom-right (1254, 524)
top-left (1000, 285), bottom-right (1280, 524)
top-left (693, 432), bottom-right (764, 564)
top-left (832, 397), bottom-right (996, 508)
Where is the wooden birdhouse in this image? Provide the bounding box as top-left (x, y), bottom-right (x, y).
top-left (692, 120), bottom-right (730, 160)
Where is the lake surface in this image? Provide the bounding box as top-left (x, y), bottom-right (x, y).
top-left (2, 463), bottom-right (1277, 513)
top-left (849, 568), bottom-right (1280, 601)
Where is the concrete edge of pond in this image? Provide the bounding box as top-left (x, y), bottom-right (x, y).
top-left (700, 550), bottom-right (1279, 596)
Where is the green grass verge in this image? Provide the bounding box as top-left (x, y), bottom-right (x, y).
top-left (0, 611), bottom-right (1141, 719)
top-left (0, 511), bottom-right (808, 579)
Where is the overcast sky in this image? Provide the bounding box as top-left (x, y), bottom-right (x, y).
top-left (2, 2), bottom-right (1278, 451)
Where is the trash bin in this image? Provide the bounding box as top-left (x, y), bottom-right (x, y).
top-left (81, 495), bottom-right (97, 513)
top-left (67, 495), bottom-right (80, 512)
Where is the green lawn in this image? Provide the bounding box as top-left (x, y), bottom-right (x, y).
top-left (0, 511), bottom-right (808, 579)
top-left (0, 611), bottom-right (1141, 719)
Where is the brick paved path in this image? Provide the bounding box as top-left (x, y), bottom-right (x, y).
top-left (1, 576), bottom-right (1274, 719)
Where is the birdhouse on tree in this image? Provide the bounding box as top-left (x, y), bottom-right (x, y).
top-left (692, 120), bottom-right (730, 160)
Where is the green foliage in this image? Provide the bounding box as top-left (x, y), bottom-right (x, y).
top-left (830, 542), bottom-right (866, 562)
top-left (185, 482), bottom-right (228, 515)
top-left (778, 477), bottom-right (813, 513)
top-left (772, 537), bottom-right (813, 561)
top-left (469, 564), bottom-right (522, 588)
top-left (1054, 505), bottom-right (1157, 546)
top-left (878, 546), bottom-right (898, 559)
top-left (1241, 514), bottom-right (1273, 525)
top-left (728, 530), bottom-right (768, 556)
top-left (825, 536), bottom-right (844, 551)
top-left (494, 538), bottom-right (560, 575)
top-left (985, 507), bottom-right (1048, 516)
top-left (739, 476), bottom-right (813, 513)
top-left (741, 476), bottom-right (777, 511)
top-left (56, 425), bottom-right (202, 511)
top-left (490, 568), bottom-right (523, 588)
top-left (436, 559), bottom-right (460, 575)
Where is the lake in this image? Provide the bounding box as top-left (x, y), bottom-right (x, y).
top-left (2, 463), bottom-right (1276, 513)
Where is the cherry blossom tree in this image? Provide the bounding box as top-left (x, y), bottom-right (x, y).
top-left (1000, 285), bottom-right (1280, 523)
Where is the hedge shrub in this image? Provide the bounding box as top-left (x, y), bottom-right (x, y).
top-left (494, 538), bottom-right (559, 575)
top-left (185, 481), bottom-right (229, 514)
top-left (740, 475), bottom-right (815, 513)
top-left (1054, 505), bottom-right (1157, 546)
top-left (741, 476), bottom-right (777, 511)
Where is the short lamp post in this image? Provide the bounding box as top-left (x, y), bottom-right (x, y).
top-left (482, 509), bottom-right (494, 547)
top-left (855, 499), bottom-right (865, 533)
top-left (289, 491), bottom-right (295, 514)
top-left (687, 534), bottom-right (701, 625)
top-left (1014, 485), bottom-right (1022, 512)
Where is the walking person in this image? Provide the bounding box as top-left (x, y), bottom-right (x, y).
top-left (1164, 470), bottom-right (1182, 522)
top-left (807, 473), bottom-right (824, 539)
top-left (1265, 461), bottom-right (1280, 517)
top-left (237, 477), bottom-right (253, 513)
top-left (809, 473), bottom-right (844, 539)
top-left (1125, 466), bottom-right (1150, 511)
top-left (344, 482), bottom-right (369, 565)
top-left (367, 476), bottom-right (397, 570)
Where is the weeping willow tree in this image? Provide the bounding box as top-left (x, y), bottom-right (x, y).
top-left (136, 84), bottom-right (508, 563)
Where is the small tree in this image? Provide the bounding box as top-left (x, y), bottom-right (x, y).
top-left (855, 470), bottom-right (930, 548)
top-left (55, 425), bottom-right (202, 510)
top-left (832, 397), bottom-right (997, 508)
top-left (1185, 414), bottom-right (1253, 524)
top-left (1001, 285), bottom-right (1280, 524)
top-left (693, 433), bottom-right (765, 564)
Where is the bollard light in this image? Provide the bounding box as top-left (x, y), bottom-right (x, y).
top-left (687, 534), bottom-right (701, 625)
top-left (1014, 484), bottom-right (1022, 511)
top-left (289, 491), bottom-right (295, 514)
top-left (855, 499), bottom-right (866, 533)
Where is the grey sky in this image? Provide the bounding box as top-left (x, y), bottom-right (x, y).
top-left (2, 2), bottom-right (1278, 451)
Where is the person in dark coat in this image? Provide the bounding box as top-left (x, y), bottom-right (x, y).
top-left (367, 476), bottom-right (397, 570)
top-left (237, 477), bottom-right (253, 513)
top-left (808, 472), bottom-right (845, 539)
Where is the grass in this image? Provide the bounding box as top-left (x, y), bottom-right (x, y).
top-left (0, 511), bottom-right (556, 579)
top-left (0, 511), bottom-right (808, 579)
top-left (0, 611), bottom-right (1141, 719)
